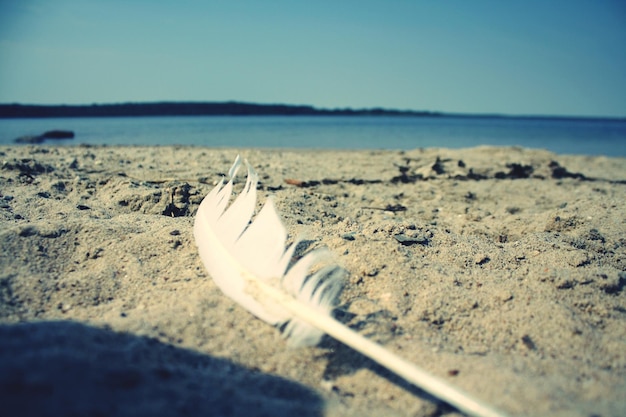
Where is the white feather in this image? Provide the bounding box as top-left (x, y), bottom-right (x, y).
top-left (194, 156), bottom-right (509, 417)
top-left (193, 156), bottom-right (343, 346)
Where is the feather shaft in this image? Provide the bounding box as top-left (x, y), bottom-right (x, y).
top-left (247, 274), bottom-right (508, 417)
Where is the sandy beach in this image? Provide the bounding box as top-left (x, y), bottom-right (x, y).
top-left (1, 144), bottom-right (625, 417)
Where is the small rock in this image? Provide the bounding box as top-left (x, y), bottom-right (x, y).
top-left (521, 335), bottom-right (536, 350)
top-left (341, 233), bottom-right (356, 241)
top-left (394, 232), bottom-right (430, 246)
top-left (474, 254), bottom-right (490, 265)
top-left (41, 130), bottom-right (74, 140)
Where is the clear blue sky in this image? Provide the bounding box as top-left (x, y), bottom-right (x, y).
top-left (1, 0), bottom-right (625, 117)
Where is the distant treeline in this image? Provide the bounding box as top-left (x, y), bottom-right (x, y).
top-left (0, 102), bottom-right (440, 118)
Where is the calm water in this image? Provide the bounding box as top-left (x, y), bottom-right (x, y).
top-left (1, 115), bottom-right (625, 156)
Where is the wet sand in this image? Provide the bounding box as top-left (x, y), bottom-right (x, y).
top-left (1, 145), bottom-right (625, 417)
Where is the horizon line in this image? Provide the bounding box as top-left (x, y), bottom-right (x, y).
top-left (1, 100), bottom-right (624, 121)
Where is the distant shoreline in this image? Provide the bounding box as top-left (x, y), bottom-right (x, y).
top-left (0, 102), bottom-right (437, 119)
top-left (1, 101), bottom-right (623, 122)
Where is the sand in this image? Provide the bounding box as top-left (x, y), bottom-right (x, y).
top-left (0, 145), bottom-right (625, 417)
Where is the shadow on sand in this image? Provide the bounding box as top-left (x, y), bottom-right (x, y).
top-left (0, 320), bottom-right (324, 417)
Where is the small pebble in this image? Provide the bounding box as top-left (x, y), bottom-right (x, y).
top-left (474, 254), bottom-right (490, 265)
top-left (394, 233), bottom-right (429, 246)
top-left (341, 232), bottom-right (356, 241)
top-left (521, 335), bottom-right (536, 350)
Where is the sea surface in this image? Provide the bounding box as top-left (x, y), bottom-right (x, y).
top-left (1, 115), bottom-right (625, 156)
